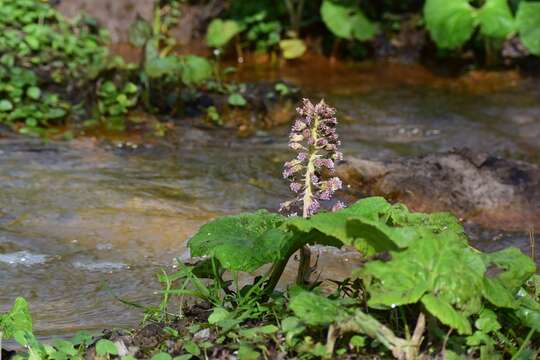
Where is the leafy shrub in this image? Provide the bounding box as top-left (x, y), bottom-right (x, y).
top-left (128, 1), bottom-right (214, 114)
top-left (0, 0), bottom-right (112, 134)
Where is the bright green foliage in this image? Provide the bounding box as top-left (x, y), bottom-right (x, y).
top-left (0, 297), bottom-right (32, 338)
top-left (0, 0), bottom-right (115, 133)
top-left (516, 2), bottom-right (540, 56)
top-left (152, 352), bottom-right (173, 360)
top-left (477, 0), bottom-right (515, 38)
top-left (424, 0), bottom-right (476, 49)
top-left (356, 232), bottom-right (535, 335)
top-left (286, 197), bottom-right (465, 256)
top-left (0, 299), bottom-right (93, 360)
top-left (188, 211), bottom-right (296, 272)
top-left (0, 63), bottom-right (69, 135)
top-left (0, 0), bottom-right (110, 81)
top-left (279, 39), bottom-right (307, 59)
top-left (180, 55), bottom-right (214, 86)
top-left (228, 93), bottom-right (248, 107)
top-left (206, 19), bottom-right (243, 48)
top-left (424, 0), bottom-right (517, 49)
top-left (320, 0), bottom-right (379, 41)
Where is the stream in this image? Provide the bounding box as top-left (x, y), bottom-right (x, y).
top-left (1, 62), bottom-right (539, 336)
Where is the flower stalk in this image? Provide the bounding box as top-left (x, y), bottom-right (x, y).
top-left (281, 98), bottom-right (344, 284)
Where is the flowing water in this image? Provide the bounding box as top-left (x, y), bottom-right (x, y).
top-left (1, 62), bottom-right (539, 336)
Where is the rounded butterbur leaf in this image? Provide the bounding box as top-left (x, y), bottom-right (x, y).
top-left (180, 55), bottom-right (213, 86)
top-left (95, 339), bottom-right (118, 357)
top-left (424, 0), bottom-right (476, 49)
top-left (516, 2), bottom-right (540, 56)
top-left (206, 19), bottom-right (242, 48)
top-left (477, 0), bottom-right (515, 39)
top-left (279, 39), bottom-right (307, 59)
top-left (26, 86), bottom-right (41, 100)
top-left (320, 0), bottom-right (378, 41)
top-left (228, 93), bottom-right (247, 107)
top-left (128, 16), bottom-right (152, 48)
top-left (187, 210), bottom-right (295, 272)
top-left (0, 99), bottom-right (14, 112)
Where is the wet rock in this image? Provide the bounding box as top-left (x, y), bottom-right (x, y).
top-left (337, 149), bottom-right (540, 231)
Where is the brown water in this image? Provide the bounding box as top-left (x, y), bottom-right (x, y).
top-left (1, 62), bottom-right (539, 336)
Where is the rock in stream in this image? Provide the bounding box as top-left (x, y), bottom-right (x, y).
top-left (338, 148), bottom-right (540, 232)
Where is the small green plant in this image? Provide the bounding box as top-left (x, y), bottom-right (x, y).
top-left (1, 298), bottom-right (95, 359)
top-left (128, 1), bottom-right (213, 85)
top-left (94, 81), bottom-right (139, 131)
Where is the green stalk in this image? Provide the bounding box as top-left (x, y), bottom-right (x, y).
top-left (152, 3), bottom-right (162, 54)
top-left (296, 113), bottom-right (321, 284)
top-left (284, 0), bottom-right (305, 36)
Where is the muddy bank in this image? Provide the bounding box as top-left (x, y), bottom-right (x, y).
top-left (338, 149), bottom-right (540, 232)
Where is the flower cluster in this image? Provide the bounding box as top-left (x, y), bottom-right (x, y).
top-left (280, 99), bottom-right (345, 217)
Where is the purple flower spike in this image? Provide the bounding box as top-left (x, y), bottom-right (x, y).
top-left (281, 98), bottom-right (346, 217)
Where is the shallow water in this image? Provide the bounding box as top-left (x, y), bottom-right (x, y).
top-left (1, 62), bottom-right (539, 336)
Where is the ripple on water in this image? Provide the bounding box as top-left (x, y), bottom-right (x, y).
top-left (0, 250), bottom-right (49, 266)
top-left (71, 260), bottom-right (128, 271)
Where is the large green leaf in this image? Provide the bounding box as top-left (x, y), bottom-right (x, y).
top-left (180, 55), bottom-right (213, 86)
top-left (320, 0), bottom-right (378, 41)
top-left (421, 294), bottom-right (472, 335)
top-left (206, 19), bottom-right (242, 48)
top-left (424, 0), bottom-right (476, 49)
top-left (188, 211), bottom-right (296, 272)
top-left (0, 297), bottom-right (33, 339)
top-left (481, 277), bottom-right (516, 308)
top-left (145, 56), bottom-right (182, 78)
top-left (477, 0), bottom-right (515, 38)
top-left (516, 2), bottom-right (540, 56)
top-left (289, 290), bottom-right (345, 326)
top-left (143, 42), bottom-right (182, 78)
top-left (286, 197), bottom-right (465, 256)
top-left (357, 233), bottom-right (486, 334)
top-left (481, 247), bottom-right (536, 293)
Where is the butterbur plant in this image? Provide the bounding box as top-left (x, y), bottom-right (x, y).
top-left (186, 98), bottom-right (540, 358)
top-left (280, 98), bottom-right (344, 283)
